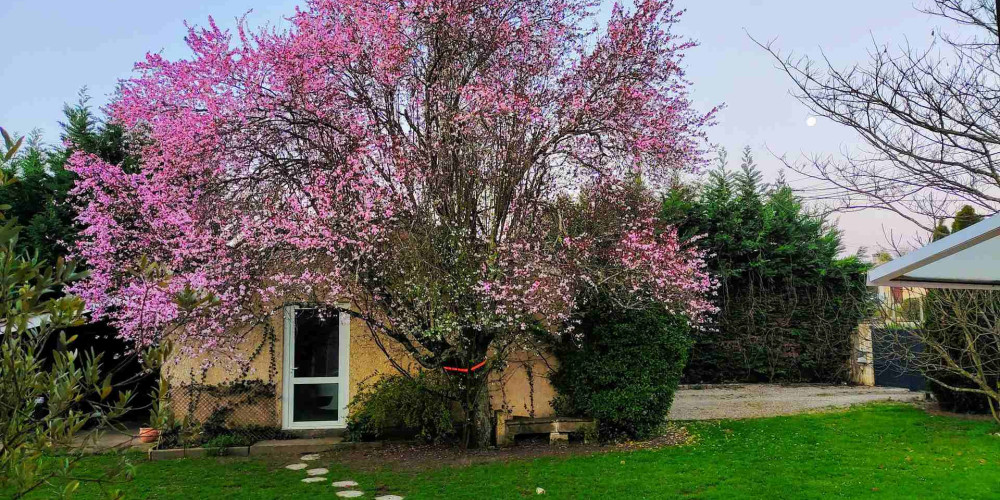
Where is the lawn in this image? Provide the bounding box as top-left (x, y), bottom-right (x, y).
top-left (24, 403), bottom-right (1000, 499)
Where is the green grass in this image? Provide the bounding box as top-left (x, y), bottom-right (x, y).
top-left (23, 404), bottom-right (1000, 499)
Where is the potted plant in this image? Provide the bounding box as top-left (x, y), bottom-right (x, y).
top-left (138, 426), bottom-right (160, 443)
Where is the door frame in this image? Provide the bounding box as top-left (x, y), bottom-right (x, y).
top-left (281, 303), bottom-right (351, 430)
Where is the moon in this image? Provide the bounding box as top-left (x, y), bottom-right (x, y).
top-left (806, 116), bottom-right (818, 127)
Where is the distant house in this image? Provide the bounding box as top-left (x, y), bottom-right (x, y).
top-left (871, 253), bottom-right (926, 326)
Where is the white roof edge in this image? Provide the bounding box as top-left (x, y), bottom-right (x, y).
top-left (867, 212), bottom-right (1000, 287)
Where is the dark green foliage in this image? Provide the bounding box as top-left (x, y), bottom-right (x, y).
top-left (347, 373), bottom-right (456, 443)
top-left (951, 205), bottom-right (983, 233)
top-left (202, 426), bottom-right (294, 448)
top-left (899, 297), bottom-right (923, 323)
top-left (202, 406), bottom-right (235, 441)
top-left (549, 301), bottom-right (692, 441)
top-left (203, 434), bottom-right (242, 455)
top-left (662, 147), bottom-right (873, 383)
top-left (0, 134), bottom-right (77, 264)
top-left (932, 223), bottom-right (951, 241)
top-left (155, 401), bottom-right (293, 449)
top-left (0, 92), bottom-right (136, 264)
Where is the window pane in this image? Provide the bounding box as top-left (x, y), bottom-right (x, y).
top-left (293, 308), bottom-right (339, 378)
top-left (293, 383), bottom-right (339, 422)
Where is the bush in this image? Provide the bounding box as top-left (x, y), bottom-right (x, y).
top-left (549, 303), bottom-right (692, 441)
top-left (922, 289), bottom-right (1000, 414)
top-left (899, 297), bottom-right (924, 323)
top-left (928, 376), bottom-right (995, 414)
top-left (346, 373), bottom-right (455, 443)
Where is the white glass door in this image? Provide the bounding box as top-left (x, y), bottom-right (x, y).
top-left (282, 305), bottom-right (350, 429)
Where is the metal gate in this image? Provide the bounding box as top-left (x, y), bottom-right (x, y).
top-left (871, 326), bottom-right (926, 391)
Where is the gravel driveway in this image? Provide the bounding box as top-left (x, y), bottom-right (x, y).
top-left (667, 384), bottom-right (925, 421)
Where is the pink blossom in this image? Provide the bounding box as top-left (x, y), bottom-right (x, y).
top-left (69, 0), bottom-right (718, 364)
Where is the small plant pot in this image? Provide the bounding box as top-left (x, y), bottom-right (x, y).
top-left (138, 427), bottom-right (160, 443)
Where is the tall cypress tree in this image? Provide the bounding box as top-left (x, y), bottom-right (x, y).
top-left (662, 147), bottom-right (872, 383)
top-left (0, 92), bottom-right (136, 263)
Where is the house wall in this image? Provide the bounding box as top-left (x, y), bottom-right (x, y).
top-left (163, 308), bottom-right (556, 428)
top-left (491, 350), bottom-right (557, 418)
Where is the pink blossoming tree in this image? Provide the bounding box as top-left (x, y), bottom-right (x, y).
top-left (69, 0), bottom-right (716, 446)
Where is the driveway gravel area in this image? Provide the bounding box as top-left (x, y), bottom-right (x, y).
top-left (668, 384), bottom-right (925, 421)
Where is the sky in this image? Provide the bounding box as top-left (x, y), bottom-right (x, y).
top-left (0, 0), bottom-right (949, 255)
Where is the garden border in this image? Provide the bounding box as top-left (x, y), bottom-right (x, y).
top-left (148, 438), bottom-right (385, 461)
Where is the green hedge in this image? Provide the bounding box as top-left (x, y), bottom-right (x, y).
top-left (661, 149), bottom-right (873, 383)
top-left (549, 303), bottom-right (691, 441)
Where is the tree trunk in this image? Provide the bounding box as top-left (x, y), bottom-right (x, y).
top-left (459, 374), bottom-right (493, 449)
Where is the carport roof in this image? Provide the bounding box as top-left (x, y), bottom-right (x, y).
top-left (868, 213), bottom-right (1000, 290)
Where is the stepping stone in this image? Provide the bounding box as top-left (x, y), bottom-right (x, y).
top-left (285, 463), bottom-right (308, 470)
top-left (300, 453), bottom-right (321, 461)
top-left (301, 477), bottom-right (327, 483)
top-left (336, 491), bottom-right (364, 498)
top-left (306, 468), bottom-right (329, 476)
top-left (375, 496), bottom-right (404, 500)
top-left (332, 480), bottom-right (359, 488)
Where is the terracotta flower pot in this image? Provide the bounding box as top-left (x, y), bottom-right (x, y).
top-left (138, 427), bottom-right (160, 443)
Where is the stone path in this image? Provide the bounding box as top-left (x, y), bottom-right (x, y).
top-left (668, 384), bottom-right (924, 421)
top-left (286, 454), bottom-right (405, 498)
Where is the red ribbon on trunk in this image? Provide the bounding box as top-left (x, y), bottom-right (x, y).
top-left (443, 359), bottom-right (487, 373)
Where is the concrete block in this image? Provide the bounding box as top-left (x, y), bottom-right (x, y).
top-left (148, 448), bottom-right (185, 461)
top-left (548, 432), bottom-right (569, 445)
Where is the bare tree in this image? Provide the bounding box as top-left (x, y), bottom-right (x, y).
top-left (876, 288), bottom-right (1000, 422)
top-left (758, 0), bottom-right (1000, 232)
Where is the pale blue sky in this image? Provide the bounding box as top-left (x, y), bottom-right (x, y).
top-left (0, 1), bottom-right (945, 252)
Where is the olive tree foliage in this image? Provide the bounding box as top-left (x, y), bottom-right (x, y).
top-left (0, 130), bottom-right (168, 499)
top-left (759, 0), bottom-right (1000, 232)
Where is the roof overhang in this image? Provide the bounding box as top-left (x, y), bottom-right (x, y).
top-left (868, 213), bottom-right (1000, 290)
